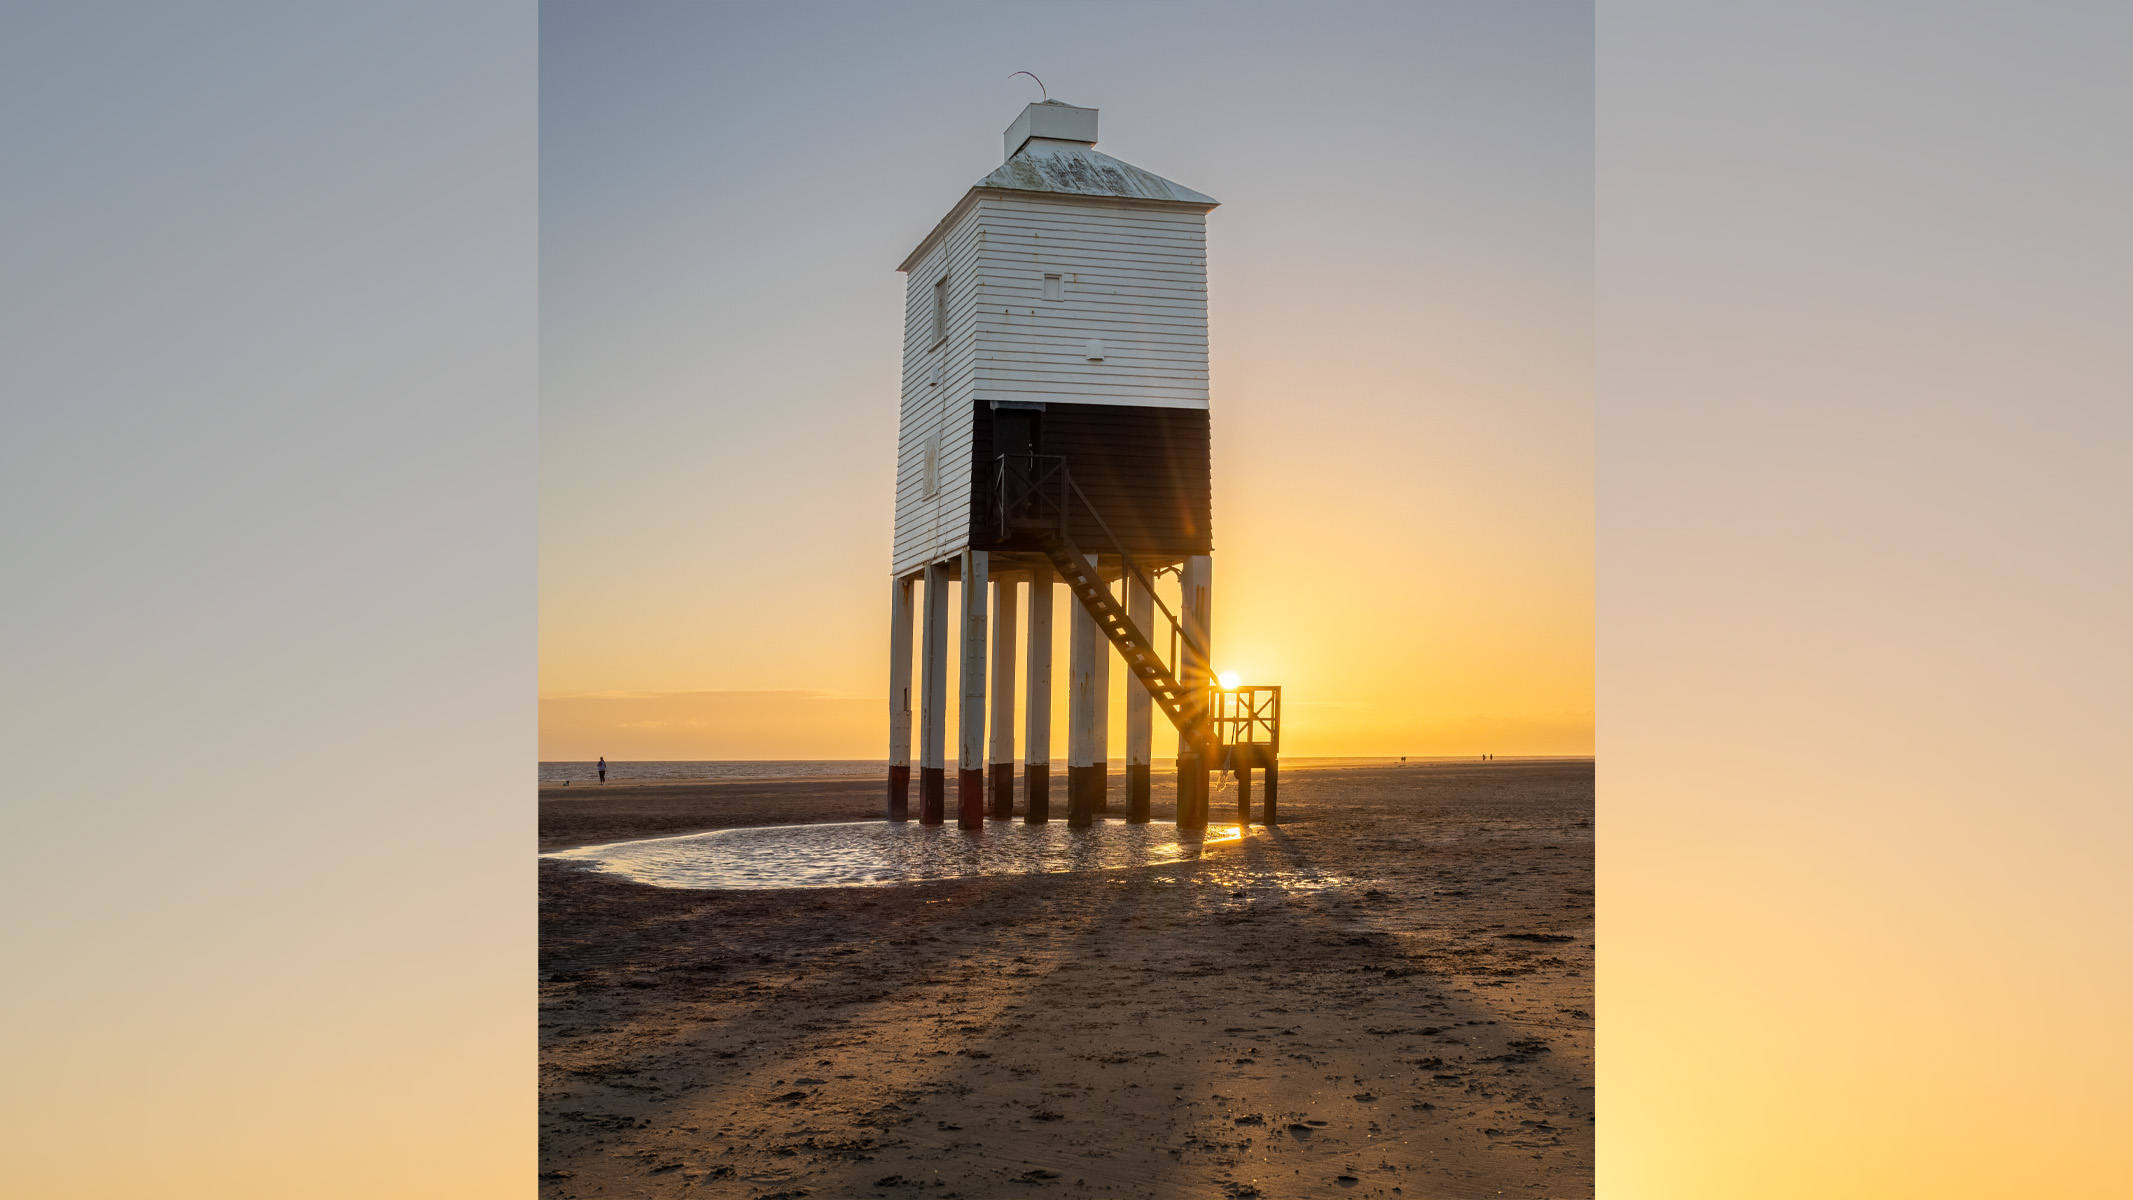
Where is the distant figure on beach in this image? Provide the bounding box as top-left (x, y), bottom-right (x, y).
top-left (598, 756), bottom-right (607, 784)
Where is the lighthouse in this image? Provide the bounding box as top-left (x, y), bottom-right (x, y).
top-left (884, 100), bottom-right (1275, 832)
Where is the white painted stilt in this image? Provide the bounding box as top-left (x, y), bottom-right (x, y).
top-left (919, 560), bottom-right (951, 824)
top-left (1181, 555), bottom-right (1214, 691)
top-left (887, 573), bottom-right (915, 820)
top-left (1066, 561), bottom-right (1100, 827)
top-left (1123, 568), bottom-right (1153, 821)
top-left (1090, 556), bottom-right (1111, 813)
top-left (1177, 554), bottom-right (1214, 826)
top-left (1023, 564), bottom-right (1054, 823)
top-left (957, 549), bottom-right (988, 829)
top-left (987, 574), bottom-right (1018, 818)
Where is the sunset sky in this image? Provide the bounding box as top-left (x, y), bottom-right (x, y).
top-left (540, 3), bottom-right (1592, 759)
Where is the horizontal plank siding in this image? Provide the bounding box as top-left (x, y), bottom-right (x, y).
top-left (892, 204), bottom-right (985, 576)
top-left (899, 190), bottom-right (1214, 574)
top-left (973, 196), bottom-right (1209, 413)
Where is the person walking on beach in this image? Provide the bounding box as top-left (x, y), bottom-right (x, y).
top-left (597, 756), bottom-right (607, 784)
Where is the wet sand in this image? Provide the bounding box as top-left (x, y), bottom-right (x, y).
top-left (540, 778), bottom-right (884, 852)
top-left (540, 760), bottom-right (1593, 1198)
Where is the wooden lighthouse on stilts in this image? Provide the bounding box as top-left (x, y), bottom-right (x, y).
top-left (884, 100), bottom-right (1278, 832)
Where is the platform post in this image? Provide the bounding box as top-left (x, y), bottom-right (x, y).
top-left (1024, 564), bottom-right (1053, 823)
top-left (1175, 749), bottom-right (1204, 827)
top-left (1177, 554), bottom-right (1215, 827)
top-left (886, 574), bottom-right (914, 821)
top-left (1263, 757), bottom-right (1279, 825)
top-left (1090, 556), bottom-right (1111, 813)
top-left (1066, 559), bottom-right (1100, 828)
top-left (919, 560), bottom-right (951, 824)
top-left (957, 550), bottom-right (988, 830)
top-left (1237, 764), bottom-right (1253, 829)
top-left (988, 574), bottom-right (1018, 819)
top-left (1123, 568), bottom-right (1154, 822)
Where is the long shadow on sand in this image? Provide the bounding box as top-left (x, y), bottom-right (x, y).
top-left (539, 762), bottom-right (1594, 1199)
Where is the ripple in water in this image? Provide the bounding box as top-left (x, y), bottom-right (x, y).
top-left (544, 819), bottom-right (1247, 890)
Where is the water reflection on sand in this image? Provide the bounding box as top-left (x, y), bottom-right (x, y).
top-left (543, 818), bottom-right (1247, 890)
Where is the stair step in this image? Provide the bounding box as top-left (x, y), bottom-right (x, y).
top-left (1035, 529), bottom-right (1213, 754)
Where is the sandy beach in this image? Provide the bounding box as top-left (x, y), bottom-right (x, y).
top-left (540, 760), bottom-right (1593, 1198)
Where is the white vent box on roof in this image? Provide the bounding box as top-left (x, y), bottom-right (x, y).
top-left (1004, 101), bottom-right (1098, 159)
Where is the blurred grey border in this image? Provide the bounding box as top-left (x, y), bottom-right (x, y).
top-left (0, 2), bottom-right (535, 1191)
top-left (1, 1), bottom-right (2125, 1193)
top-left (1601, 1), bottom-right (2129, 1193)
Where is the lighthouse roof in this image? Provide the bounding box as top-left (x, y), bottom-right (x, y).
top-left (975, 139), bottom-right (1216, 207)
top-left (899, 102), bottom-right (1217, 272)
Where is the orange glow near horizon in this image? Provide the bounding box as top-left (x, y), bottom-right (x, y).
top-left (539, 205), bottom-right (1593, 762)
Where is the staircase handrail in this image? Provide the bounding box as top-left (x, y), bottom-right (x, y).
top-left (992, 452), bottom-right (1208, 677)
top-left (1059, 472), bottom-right (1207, 668)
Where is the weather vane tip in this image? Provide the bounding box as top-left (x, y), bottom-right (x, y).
top-left (1009, 71), bottom-right (1046, 102)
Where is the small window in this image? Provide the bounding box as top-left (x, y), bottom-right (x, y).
top-left (1041, 273), bottom-right (1063, 302)
top-left (922, 433), bottom-right (941, 498)
top-left (931, 275), bottom-right (948, 346)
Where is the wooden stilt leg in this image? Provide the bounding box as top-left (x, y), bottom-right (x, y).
top-left (957, 550), bottom-right (988, 830)
top-left (1176, 751), bottom-right (1205, 828)
top-left (987, 575), bottom-right (1018, 819)
top-left (887, 574), bottom-right (914, 822)
top-left (1067, 558), bottom-right (1099, 828)
top-left (919, 561), bottom-right (950, 825)
top-left (1024, 565), bottom-right (1053, 825)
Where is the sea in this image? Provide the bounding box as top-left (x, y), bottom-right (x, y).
top-left (536, 756), bottom-right (1515, 785)
top-left (538, 760), bottom-right (881, 785)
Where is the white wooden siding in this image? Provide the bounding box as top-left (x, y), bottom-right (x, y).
top-left (893, 195), bottom-right (1212, 575)
top-left (975, 198), bottom-right (1209, 411)
top-left (893, 203), bottom-right (983, 576)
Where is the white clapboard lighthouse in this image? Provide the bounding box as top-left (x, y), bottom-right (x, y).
top-left (885, 100), bottom-right (1279, 832)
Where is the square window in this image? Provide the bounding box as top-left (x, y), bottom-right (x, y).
top-left (1042, 273), bottom-right (1063, 302)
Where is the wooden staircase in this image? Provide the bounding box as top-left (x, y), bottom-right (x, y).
top-left (1035, 529), bottom-right (1216, 758)
top-left (993, 452), bottom-right (1229, 762)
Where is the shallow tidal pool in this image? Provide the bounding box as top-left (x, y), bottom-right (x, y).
top-left (543, 818), bottom-right (1247, 890)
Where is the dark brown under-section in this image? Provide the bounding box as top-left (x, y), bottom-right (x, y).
top-left (1065, 764), bottom-right (1099, 827)
top-left (1174, 752), bottom-right (1207, 827)
top-left (987, 761), bottom-right (1014, 819)
top-left (967, 399), bottom-right (1212, 559)
top-left (957, 768), bottom-right (984, 829)
top-left (919, 767), bottom-right (945, 825)
top-left (886, 764), bottom-right (910, 821)
top-left (1022, 763), bottom-right (1049, 823)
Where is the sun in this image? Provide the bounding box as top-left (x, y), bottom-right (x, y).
top-left (1217, 670), bottom-right (1242, 690)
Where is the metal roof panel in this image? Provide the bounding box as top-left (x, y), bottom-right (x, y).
top-left (975, 140), bottom-right (1217, 207)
